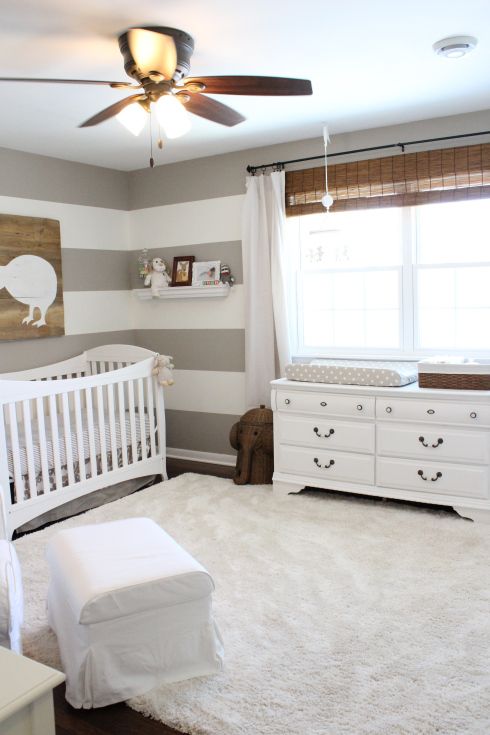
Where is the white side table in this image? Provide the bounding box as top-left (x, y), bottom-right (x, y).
top-left (0, 646), bottom-right (65, 735)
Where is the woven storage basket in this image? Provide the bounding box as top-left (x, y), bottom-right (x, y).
top-left (418, 360), bottom-right (490, 390)
top-left (418, 372), bottom-right (490, 390)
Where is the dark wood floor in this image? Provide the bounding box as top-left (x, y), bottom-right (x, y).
top-left (54, 684), bottom-right (184, 735)
top-left (53, 457), bottom-right (234, 734)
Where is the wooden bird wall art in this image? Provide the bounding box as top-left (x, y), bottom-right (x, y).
top-left (0, 214), bottom-right (65, 340)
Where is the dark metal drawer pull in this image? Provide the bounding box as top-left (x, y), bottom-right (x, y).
top-left (314, 457), bottom-right (335, 469)
top-left (357, 404), bottom-right (363, 411)
top-left (313, 427), bottom-right (335, 439)
top-left (417, 469), bottom-right (442, 482)
top-left (320, 401), bottom-right (327, 407)
top-left (470, 411), bottom-right (477, 419)
top-left (385, 406), bottom-right (392, 413)
top-left (418, 436), bottom-right (444, 448)
top-left (284, 398), bottom-right (291, 405)
top-left (427, 409), bottom-right (435, 415)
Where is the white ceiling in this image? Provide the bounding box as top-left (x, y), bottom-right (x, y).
top-left (1, 0), bottom-right (489, 171)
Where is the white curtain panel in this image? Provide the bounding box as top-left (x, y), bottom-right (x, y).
top-left (242, 171), bottom-right (291, 408)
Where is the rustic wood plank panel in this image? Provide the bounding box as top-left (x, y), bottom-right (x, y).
top-left (0, 213), bottom-right (64, 340)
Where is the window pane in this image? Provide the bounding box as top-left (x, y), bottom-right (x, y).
top-left (300, 270), bottom-right (400, 350)
top-left (365, 310), bottom-right (399, 348)
top-left (298, 208), bottom-right (403, 270)
top-left (417, 199), bottom-right (490, 264)
top-left (418, 308), bottom-right (456, 349)
top-left (416, 265), bottom-right (490, 351)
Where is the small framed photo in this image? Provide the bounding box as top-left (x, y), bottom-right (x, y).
top-left (171, 256), bottom-right (194, 287)
top-left (192, 260), bottom-right (221, 286)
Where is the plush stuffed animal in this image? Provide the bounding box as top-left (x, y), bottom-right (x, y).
top-left (220, 263), bottom-right (235, 287)
top-left (144, 257), bottom-right (171, 295)
top-left (153, 355), bottom-right (175, 386)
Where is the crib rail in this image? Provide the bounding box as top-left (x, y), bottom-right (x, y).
top-left (0, 355), bottom-right (166, 539)
top-left (0, 354), bottom-right (89, 382)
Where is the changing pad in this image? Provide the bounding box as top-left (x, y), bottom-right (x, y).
top-left (285, 360), bottom-right (418, 387)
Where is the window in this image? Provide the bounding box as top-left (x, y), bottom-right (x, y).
top-left (287, 198), bottom-right (490, 358)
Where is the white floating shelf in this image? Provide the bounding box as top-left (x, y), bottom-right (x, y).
top-left (133, 284), bottom-right (231, 301)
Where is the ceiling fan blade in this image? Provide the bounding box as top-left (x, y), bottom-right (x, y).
top-left (0, 77), bottom-right (135, 88)
top-left (79, 93), bottom-right (147, 127)
top-left (127, 28), bottom-right (177, 79)
top-left (183, 76), bottom-right (312, 96)
top-left (178, 93), bottom-right (245, 127)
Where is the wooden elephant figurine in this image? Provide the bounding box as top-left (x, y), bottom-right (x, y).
top-left (229, 405), bottom-right (274, 485)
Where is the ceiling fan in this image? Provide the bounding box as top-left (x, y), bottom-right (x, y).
top-left (0, 26), bottom-right (313, 140)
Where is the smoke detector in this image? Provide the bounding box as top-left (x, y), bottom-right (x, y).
top-left (433, 36), bottom-right (477, 59)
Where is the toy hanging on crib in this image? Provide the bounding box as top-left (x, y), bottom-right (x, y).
top-left (144, 257), bottom-right (171, 295)
top-left (153, 355), bottom-right (175, 386)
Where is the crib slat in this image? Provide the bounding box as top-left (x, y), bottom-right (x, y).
top-left (146, 376), bottom-right (156, 457)
top-left (73, 390), bottom-right (86, 482)
top-left (22, 400), bottom-right (37, 499)
top-left (96, 385), bottom-right (108, 474)
top-left (137, 378), bottom-right (147, 460)
top-left (8, 403), bottom-right (24, 503)
top-left (106, 383), bottom-right (118, 471)
top-left (127, 379), bottom-right (138, 463)
top-left (61, 393), bottom-right (75, 486)
top-left (36, 397), bottom-right (50, 493)
top-left (48, 395), bottom-right (63, 491)
top-left (117, 381), bottom-right (128, 467)
top-left (85, 388), bottom-right (97, 478)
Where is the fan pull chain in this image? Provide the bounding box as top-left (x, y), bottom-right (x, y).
top-left (157, 121), bottom-right (163, 150)
top-left (149, 110), bottom-right (154, 168)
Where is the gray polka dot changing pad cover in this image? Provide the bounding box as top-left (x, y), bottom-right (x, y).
top-left (285, 360), bottom-right (418, 387)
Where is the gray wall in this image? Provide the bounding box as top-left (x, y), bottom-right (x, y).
top-left (128, 109), bottom-right (490, 208)
top-left (0, 146), bottom-right (129, 209)
top-left (0, 147), bottom-right (132, 372)
top-left (2, 107), bottom-right (490, 457)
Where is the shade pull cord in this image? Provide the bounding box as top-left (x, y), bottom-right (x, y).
top-left (322, 124), bottom-right (334, 211)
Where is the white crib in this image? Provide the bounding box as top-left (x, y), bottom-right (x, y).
top-left (0, 345), bottom-right (167, 539)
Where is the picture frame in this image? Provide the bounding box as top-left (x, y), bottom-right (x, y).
top-left (171, 255), bottom-right (194, 287)
top-left (192, 260), bottom-right (221, 286)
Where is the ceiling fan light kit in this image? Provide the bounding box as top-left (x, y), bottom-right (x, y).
top-left (433, 35), bottom-right (477, 59)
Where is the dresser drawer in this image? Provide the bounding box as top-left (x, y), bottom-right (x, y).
top-left (276, 391), bottom-right (375, 419)
top-left (276, 415), bottom-right (375, 454)
top-left (376, 457), bottom-right (488, 499)
top-left (277, 445), bottom-right (374, 485)
top-left (377, 423), bottom-right (489, 465)
top-left (376, 397), bottom-right (490, 427)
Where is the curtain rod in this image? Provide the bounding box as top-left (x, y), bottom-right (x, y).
top-left (246, 129), bottom-right (490, 174)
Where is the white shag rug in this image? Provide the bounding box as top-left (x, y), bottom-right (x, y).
top-left (15, 473), bottom-right (490, 735)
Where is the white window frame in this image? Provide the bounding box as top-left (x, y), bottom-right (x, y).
top-left (290, 203), bottom-right (490, 361)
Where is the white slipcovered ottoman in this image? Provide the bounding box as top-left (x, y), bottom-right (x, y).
top-left (46, 517), bottom-right (224, 708)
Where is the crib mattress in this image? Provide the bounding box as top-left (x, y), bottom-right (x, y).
top-left (7, 410), bottom-right (154, 480)
top-left (285, 360), bottom-right (418, 387)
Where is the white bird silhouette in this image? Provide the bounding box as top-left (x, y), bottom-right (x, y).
top-left (0, 255), bottom-right (58, 327)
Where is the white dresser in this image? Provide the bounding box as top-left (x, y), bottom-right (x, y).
top-left (271, 379), bottom-right (490, 522)
top-left (0, 647), bottom-right (65, 735)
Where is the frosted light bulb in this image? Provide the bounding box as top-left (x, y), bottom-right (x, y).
top-left (154, 94), bottom-right (191, 139)
top-left (116, 103), bottom-right (147, 136)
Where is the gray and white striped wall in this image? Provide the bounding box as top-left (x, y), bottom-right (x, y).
top-left (1, 108), bottom-right (488, 462)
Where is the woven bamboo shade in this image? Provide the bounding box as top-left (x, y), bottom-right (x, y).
top-left (285, 143), bottom-right (490, 216)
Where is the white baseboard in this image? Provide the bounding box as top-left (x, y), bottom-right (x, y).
top-left (166, 447), bottom-right (236, 467)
